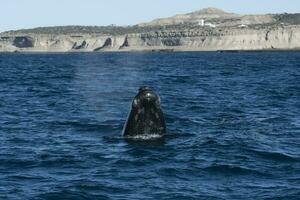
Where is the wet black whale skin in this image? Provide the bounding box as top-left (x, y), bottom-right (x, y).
top-left (123, 88), bottom-right (166, 137)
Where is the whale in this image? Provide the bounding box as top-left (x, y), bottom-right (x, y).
top-left (123, 87), bottom-right (166, 138)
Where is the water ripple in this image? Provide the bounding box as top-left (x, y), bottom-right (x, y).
top-left (0, 52), bottom-right (300, 199)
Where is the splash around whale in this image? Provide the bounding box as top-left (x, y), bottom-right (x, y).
top-left (122, 87), bottom-right (166, 140)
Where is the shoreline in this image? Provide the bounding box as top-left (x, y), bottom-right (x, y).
top-left (1, 48), bottom-right (300, 54)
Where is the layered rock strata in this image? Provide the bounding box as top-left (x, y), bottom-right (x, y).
top-left (1, 25), bottom-right (299, 52)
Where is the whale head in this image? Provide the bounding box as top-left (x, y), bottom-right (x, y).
top-left (123, 86), bottom-right (166, 139)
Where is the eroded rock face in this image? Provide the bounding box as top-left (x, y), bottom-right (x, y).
top-left (93, 38), bottom-right (112, 51)
top-left (13, 37), bottom-right (34, 48)
top-left (161, 38), bottom-right (181, 46)
top-left (1, 25), bottom-right (300, 52)
top-left (72, 41), bottom-right (87, 49)
top-left (120, 36), bottom-right (129, 48)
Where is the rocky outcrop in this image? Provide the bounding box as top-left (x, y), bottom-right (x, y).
top-left (1, 25), bottom-right (300, 52)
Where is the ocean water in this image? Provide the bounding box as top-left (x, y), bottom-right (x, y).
top-left (0, 52), bottom-right (300, 200)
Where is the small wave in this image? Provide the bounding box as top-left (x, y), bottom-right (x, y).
top-left (0, 158), bottom-right (37, 169)
top-left (203, 164), bottom-right (269, 176)
top-left (248, 149), bottom-right (298, 162)
top-left (200, 138), bottom-right (221, 146)
top-left (37, 156), bottom-right (83, 168)
top-left (124, 134), bottom-right (164, 141)
top-left (49, 120), bottom-right (123, 133)
top-left (7, 174), bottom-right (47, 181)
top-left (37, 190), bottom-right (96, 200)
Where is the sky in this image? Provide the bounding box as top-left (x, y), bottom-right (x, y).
top-left (1, 0), bottom-right (300, 32)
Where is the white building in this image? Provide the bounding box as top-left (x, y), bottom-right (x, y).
top-left (205, 22), bottom-right (216, 28)
top-left (198, 19), bottom-right (205, 26)
top-left (198, 19), bottom-right (216, 28)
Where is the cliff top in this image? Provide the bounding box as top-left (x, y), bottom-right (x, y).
top-left (186, 7), bottom-right (240, 17)
top-left (192, 7), bottom-right (229, 14)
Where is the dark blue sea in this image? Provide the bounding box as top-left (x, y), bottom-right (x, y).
top-left (0, 52), bottom-right (300, 200)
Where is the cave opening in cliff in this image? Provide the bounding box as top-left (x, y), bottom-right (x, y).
top-left (120, 37), bottom-right (129, 48)
top-left (13, 37), bottom-right (34, 48)
top-left (94, 38), bottom-right (112, 51)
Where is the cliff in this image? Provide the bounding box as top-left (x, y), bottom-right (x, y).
top-left (1, 8), bottom-right (300, 52)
